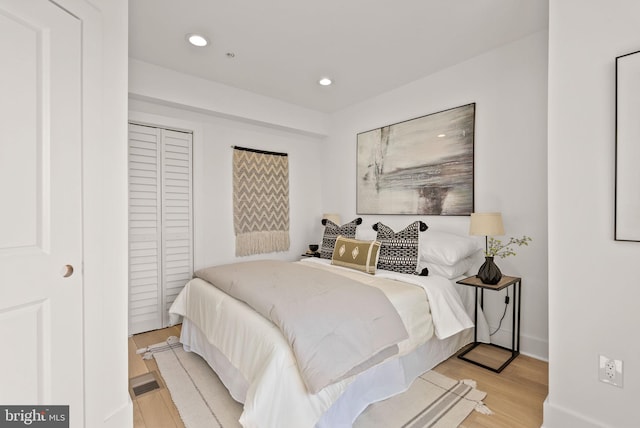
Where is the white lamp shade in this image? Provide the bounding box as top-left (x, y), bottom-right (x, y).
top-left (322, 213), bottom-right (341, 225)
top-left (469, 212), bottom-right (505, 236)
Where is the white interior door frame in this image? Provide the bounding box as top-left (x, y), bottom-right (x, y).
top-left (52, 0), bottom-right (131, 426)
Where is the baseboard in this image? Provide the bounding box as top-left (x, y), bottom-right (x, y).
top-left (543, 397), bottom-right (603, 428)
top-left (488, 328), bottom-right (548, 361)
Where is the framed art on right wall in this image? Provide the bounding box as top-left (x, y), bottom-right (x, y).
top-left (615, 50), bottom-right (640, 241)
top-left (356, 103), bottom-right (475, 216)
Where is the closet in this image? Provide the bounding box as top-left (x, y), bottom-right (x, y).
top-left (128, 123), bottom-right (193, 335)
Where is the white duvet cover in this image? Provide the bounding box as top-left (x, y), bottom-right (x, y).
top-left (169, 259), bottom-right (475, 428)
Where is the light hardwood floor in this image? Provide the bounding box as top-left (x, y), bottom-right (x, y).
top-left (129, 325), bottom-right (185, 428)
top-left (129, 326), bottom-right (548, 428)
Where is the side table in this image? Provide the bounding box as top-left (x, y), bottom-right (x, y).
top-left (456, 275), bottom-right (522, 373)
top-left (300, 252), bottom-right (320, 258)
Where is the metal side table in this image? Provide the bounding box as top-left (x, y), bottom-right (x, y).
top-left (456, 275), bottom-right (522, 373)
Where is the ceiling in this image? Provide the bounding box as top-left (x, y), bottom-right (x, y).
top-left (129, 0), bottom-right (548, 113)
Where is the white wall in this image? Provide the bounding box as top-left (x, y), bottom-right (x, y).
top-left (324, 31), bottom-right (549, 359)
top-left (128, 94), bottom-right (326, 269)
top-left (545, 0), bottom-right (640, 426)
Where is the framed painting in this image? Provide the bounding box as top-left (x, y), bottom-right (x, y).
top-left (357, 103), bottom-right (475, 215)
top-left (615, 50), bottom-right (640, 241)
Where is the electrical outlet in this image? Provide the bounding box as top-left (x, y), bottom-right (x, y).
top-left (599, 355), bottom-right (623, 387)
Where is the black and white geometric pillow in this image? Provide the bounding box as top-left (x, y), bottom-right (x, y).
top-left (375, 221), bottom-right (422, 274)
top-left (320, 218), bottom-right (361, 259)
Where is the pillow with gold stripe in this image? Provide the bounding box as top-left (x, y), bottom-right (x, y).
top-left (331, 236), bottom-right (381, 274)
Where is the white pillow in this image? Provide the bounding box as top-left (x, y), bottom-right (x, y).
top-left (420, 253), bottom-right (479, 279)
top-left (356, 226), bottom-right (377, 241)
top-left (420, 230), bottom-right (481, 266)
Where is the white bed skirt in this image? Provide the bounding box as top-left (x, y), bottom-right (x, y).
top-left (180, 318), bottom-right (473, 428)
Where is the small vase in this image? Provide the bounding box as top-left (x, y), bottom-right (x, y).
top-left (477, 256), bottom-right (502, 284)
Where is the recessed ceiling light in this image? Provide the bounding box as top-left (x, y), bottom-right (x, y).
top-left (187, 33), bottom-right (208, 47)
top-left (318, 77), bottom-right (332, 86)
top-left (437, 133), bottom-right (446, 138)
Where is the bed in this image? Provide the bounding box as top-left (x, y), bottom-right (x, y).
top-left (169, 223), bottom-right (489, 428)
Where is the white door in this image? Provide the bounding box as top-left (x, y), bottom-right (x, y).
top-left (0, 0), bottom-right (84, 419)
top-left (128, 124), bottom-right (193, 334)
top-left (129, 124), bottom-right (163, 334)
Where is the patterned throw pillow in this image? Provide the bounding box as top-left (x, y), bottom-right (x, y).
top-left (331, 236), bottom-right (381, 274)
top-left (375, 221), bottom-right (422, 274)
top-left (320, 218), bottom-right (361, 259)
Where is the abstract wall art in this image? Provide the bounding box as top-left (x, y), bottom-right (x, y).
top-left (357, 103), bottom-right (475, 215)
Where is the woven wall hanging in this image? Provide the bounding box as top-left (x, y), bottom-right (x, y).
top-left (232, 146), bottom-right (290, 256)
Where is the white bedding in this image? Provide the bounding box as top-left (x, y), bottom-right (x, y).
top-left (169, 259), bottom-right (481, 428)
top-left (194, 260), bottom-right (413, 393)
top-left (301, 258), bottom-right (474, 339)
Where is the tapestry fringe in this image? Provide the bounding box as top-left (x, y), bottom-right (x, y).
top-left (236, 231), bottom-right (290, 257)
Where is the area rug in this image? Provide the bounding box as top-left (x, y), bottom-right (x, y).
top-left (141, 337), bottom-right (491, 428)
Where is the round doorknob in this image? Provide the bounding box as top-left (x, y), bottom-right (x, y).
top-left (61, 264), bottom-right (74, 278)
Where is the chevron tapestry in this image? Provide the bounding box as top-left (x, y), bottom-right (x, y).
top-left (233, 147), bottom-right (290, 256)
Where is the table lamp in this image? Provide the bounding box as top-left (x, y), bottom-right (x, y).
top-left (469, 212), bottom-right (505, 284)
top-left (469, 212), bottom-right (505, 253)
top-left (321, 213), bottom-right (341, 226)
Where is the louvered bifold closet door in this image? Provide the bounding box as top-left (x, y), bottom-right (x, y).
top-left (128, 124), bottom-right (162, 334)
top-left (160, 129), bottom-right (193, 327)
top-left (128, 123), bottom-right (193, 335)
